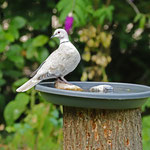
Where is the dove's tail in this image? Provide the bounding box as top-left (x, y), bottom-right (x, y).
top-left (16, 78), bottom-right (40, 92)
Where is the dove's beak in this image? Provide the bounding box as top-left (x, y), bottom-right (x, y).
top-left (50, 34), bottom-right (55, 39)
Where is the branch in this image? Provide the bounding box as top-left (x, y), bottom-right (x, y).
top-left (106, 0), bottom-right (111, 6)
top-left (126, 0), bottom-right (140, 14)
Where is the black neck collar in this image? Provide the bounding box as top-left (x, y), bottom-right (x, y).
top-left (60, 41), bottom-right (69, 44)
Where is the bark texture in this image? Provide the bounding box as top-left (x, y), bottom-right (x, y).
top-left (63, 107), bottom-right (142, 150)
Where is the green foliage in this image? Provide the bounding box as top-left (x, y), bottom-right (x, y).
top-left (134, 13), bottom-right (148, 29)
top-left (0, 0), bottom-right (150, 149)
top-left (4, 93), bottom-right (29, 125)
top-left (36, 47), bottom-right (49, 63)
top-left (143, 116), bottom-right (150, 150)
top-left (7, 44), bottom-right (24, 68)
top-left (32, 35), bottom-right (49, 47)
top-left (94, 5), bottom-right (114, 25)
top-left (10, 16), bottom-right (27, 29)
top-left (142, 98), bottom-right (150, 112)
top-left (0, 0), bottom-right (63, 149)
top-left (57, 0), bottom-right (92, 26)
top-left (57, 0), bottom-right (114, 27)
top-left (5, 98), bottom-right (63, 150)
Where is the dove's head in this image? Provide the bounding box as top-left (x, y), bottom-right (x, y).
top-left (51, 29), bottom-right (69, 40)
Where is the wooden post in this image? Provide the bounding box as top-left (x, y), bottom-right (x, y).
top-left (63, 106), bottom-right (142, 150)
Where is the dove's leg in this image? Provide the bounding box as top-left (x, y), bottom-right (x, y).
top-left (56, 78), bottom-right (64, 83)
top-left (60, 77), bottom-right (71, 85)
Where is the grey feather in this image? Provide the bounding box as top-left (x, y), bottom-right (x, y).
top-left (37, 72), bottom-right (56, 80)
top-left (30, 61), bottom-right (46, 77)
top-left (16, 78), bottom-right (40, 92)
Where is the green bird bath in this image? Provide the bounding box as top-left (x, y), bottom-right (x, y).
top-left (35, 82), bottom-right (150, 109)
top-left (35, 82), bottom-right (150, 150)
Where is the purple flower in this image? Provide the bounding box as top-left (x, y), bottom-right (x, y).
top-left (65, 16), bottom-right (74, 33)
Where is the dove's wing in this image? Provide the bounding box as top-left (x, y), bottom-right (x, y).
top-left (36, 43), bottom-right (80, 80)
top-left (30, 61), bottom-right (46, 77)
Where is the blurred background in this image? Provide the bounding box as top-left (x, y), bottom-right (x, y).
top-left (0, 0), bottom-right (150, 149)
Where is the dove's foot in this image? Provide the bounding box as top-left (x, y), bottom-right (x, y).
top-left (60, 77), bottom-right (72, 85)
top-left (56, 78), bottom-right (64, 83)
top-left (55, 77), bottom-right (71, 85)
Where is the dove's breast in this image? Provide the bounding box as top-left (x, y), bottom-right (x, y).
top-left (58, 43), bottom-right (81, 76)
top-left (40, 42), bottom-right (80, 78)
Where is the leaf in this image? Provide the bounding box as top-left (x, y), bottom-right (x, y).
top-left (0, 25), bottom-right (5, 40)
top-left (5, 70), bottom-right (22, 79)
top-left (94, 6), bottom-right (114, 25)
top-left (134, 13), bottom-right (142, 23)
top-left (94, 8), bottom-right (105, 17)
top-left (4, 101), bottom-right (21, 125)
top-left (108, 5), bottom-right (114, 11)
top-left (15, 93), bottom-right (30, 105)
top-left (142, 97), bottom-right (150, 111)
top-left (8, 26), bottom-right (19, 39)
top-left (51, 109), bottom-right (59, 118)
top-left (11, 16), bottom-right (26, 29)
top-left (74, 5), bottom-right (86, 26)
top-left (13, 77), bottom-right (28, 88)
top-left (7, 45), bottom-right (24, 68)
top-left (77, 0), bottom-right (91, 8)
top-left (4, 32), bottom-right (15, 42)
top-left (4, 93), bottom-right (29, 125)
top-left (26, 46), bottom-right (37, 59)
top-left (59, 4), bottom-right (72, 22)
top-left (7, 44), bottom-right (22, 57)
top-left (15, 57), bottom-right (24, 68)
top-left (94, 7), bottom-right (106, 25)
top-left (57, 0), bottom-right (90, 24)
top-left (36, 47), bottom-right (49, 63)
top-left (0, 79), bottom-right (6, 86)
top-left (139, 15), bottom-right (146, 29)
top-left (142, 116), bottom-right (150, 150)
top-left (86, 5), bottom-right (94, 14)
top-left (0, 40), bottom-right (8, 53)
top-left (106, 7), bottom-right (114, 22)
top-left (73, 13), bottom-right (80, 27)
top-left (57, 0), bottom-right (70, 11)
top-left (32, 35), bottom-right (48, 47)
top-left (48, 40), bottom-right (56, 48)
top-left (0, 25), bottom-right (3, 32)
top-left (23, 39), bottom-right (36, 59)
top-left (99, 14), bottom-right (106, 25)
top-left (23, 39), bottom-right (32, 49)
top-left (5, 126), bottom-right (15, 133)
top-left (24, 103), bottom-right (48, 130)
top-left (49, 118), bottom-right (58, 126)
top-left (29, 13), bottom-right (50, 30)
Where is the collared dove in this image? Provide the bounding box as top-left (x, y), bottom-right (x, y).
top-left (16, 29), bottom-right (81, 92)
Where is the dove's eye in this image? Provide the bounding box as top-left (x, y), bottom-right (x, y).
top-left (58, 31), bottom-right (60, 34)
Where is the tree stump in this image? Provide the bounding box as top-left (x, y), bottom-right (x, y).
top-left (63, 106), bottom-right (142, 150)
